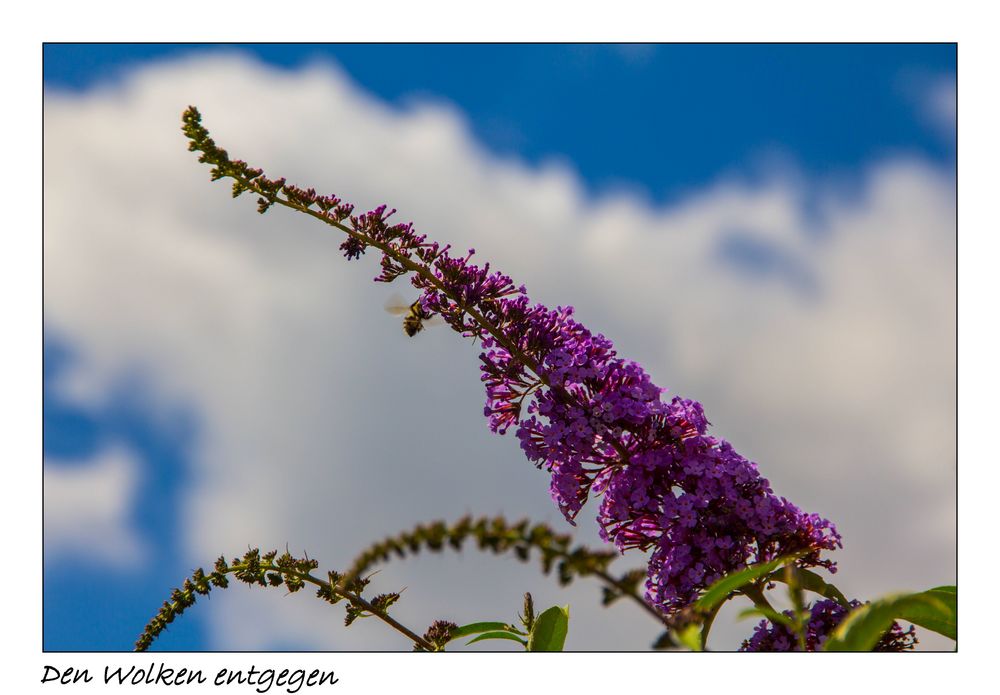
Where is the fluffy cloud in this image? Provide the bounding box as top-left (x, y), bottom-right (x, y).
top-left (44, 52), bottom-right (955, 650)
top-left (44, 446), bottom-right (147, 568)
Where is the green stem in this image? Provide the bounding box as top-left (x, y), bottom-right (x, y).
top-left (741, 583), bottom-right (776, 614)
top-left (591, 568), bottom-right (671, 627)
top-left (699, 601), bottom-right (724, 650)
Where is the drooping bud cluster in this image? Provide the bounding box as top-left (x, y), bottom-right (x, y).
top-left (182, 106), bottom-right (842, 618)
top-left (342, 515), bottom-right (621, 595)
top-left (740, 598), bottom-right (918, 652)
top-left (137, 544), bottom-right (413, 651)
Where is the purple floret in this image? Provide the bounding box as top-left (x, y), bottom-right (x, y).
top-left (740, 598), bottom-right (918, 652)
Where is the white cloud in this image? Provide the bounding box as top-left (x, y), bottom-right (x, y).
top-left (44, 446), bottom-right (147, 568)
top-left (43, 52), bottom-right (955, 650)
top-left (925, 76), bottom-right (957, 135)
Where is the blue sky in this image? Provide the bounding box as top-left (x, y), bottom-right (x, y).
top-left (43, 44), bottom-right (955, 652)
top-left (44, 44), bottom-right (955, 202)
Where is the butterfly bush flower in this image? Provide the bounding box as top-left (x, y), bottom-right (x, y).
top-left (740, 599), bottom-right (918, 652)
top-left (182, 107), bottom-right (842, 616)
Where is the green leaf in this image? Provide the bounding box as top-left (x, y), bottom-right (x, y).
top-left (824, 590), bottom-right (953, 651)
top-left (768, 567), bottom-right (851, 608)
top-left (695, 553), bottom-right (802, 613)
top-left (451, 621), bottom-right (519, 640)
top-left (526, 605), bottom-right (569, 651)
top-left (894, 586), bottom-right (956, 641)
top-left (929, 585), bottom-right (956, 594)
top-left (466, 630), bottom-right (527, 647)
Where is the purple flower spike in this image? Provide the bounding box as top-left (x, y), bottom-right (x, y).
top-left (180, 107), bottom-right (843, 618)
top-left (365, 213), bottom-right (842, 615)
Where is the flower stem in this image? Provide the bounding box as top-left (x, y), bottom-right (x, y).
top-left (699, 601), bottom-right (724, 650)
top-left (591, 568), bottom-right (671, 627)
top-left (236, 560), bottom-right (435, 651)
top-left (741, 583), bottom-right (778, 617)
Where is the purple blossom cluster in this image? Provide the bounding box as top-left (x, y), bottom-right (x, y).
top-left (179, 107), bottom-right (945, 652)
top-left (181, 113), bottom-right (844, 619)
top-left (325, 204), bottom-right (842, 615)
top-left (740, 599), bottom-right (918, 652)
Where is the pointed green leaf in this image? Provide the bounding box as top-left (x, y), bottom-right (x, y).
top-left (824, 591), bottom-right (952, 651)
top-left (894, 586), bottom-right (956, 641)
top-left (527, 605), bottom-right (569, 651)
top-left (695, 553), bottom-right (802, 613)
top-left (451, 621), bottom-right (519, 640)
top-left (928, 585), bottom-right (956, 595)
top-left (466, 630), bottom-right (527, 647)
top-left (768, 567), bottom-right (851, 608)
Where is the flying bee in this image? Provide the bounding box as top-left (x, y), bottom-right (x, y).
top-left (384, 292), bottom-right (445, 337)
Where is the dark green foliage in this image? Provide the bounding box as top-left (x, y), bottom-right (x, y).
top-left (823, 587), bottom-right (957, 651)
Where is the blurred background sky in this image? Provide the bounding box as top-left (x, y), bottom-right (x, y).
top-left (43, 43), bottom-right (956, 652)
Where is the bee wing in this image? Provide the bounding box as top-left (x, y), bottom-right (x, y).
top-left (383, 292), bottom-right (411, 315)
top-left (423, 315), bottom-right (447, 328)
